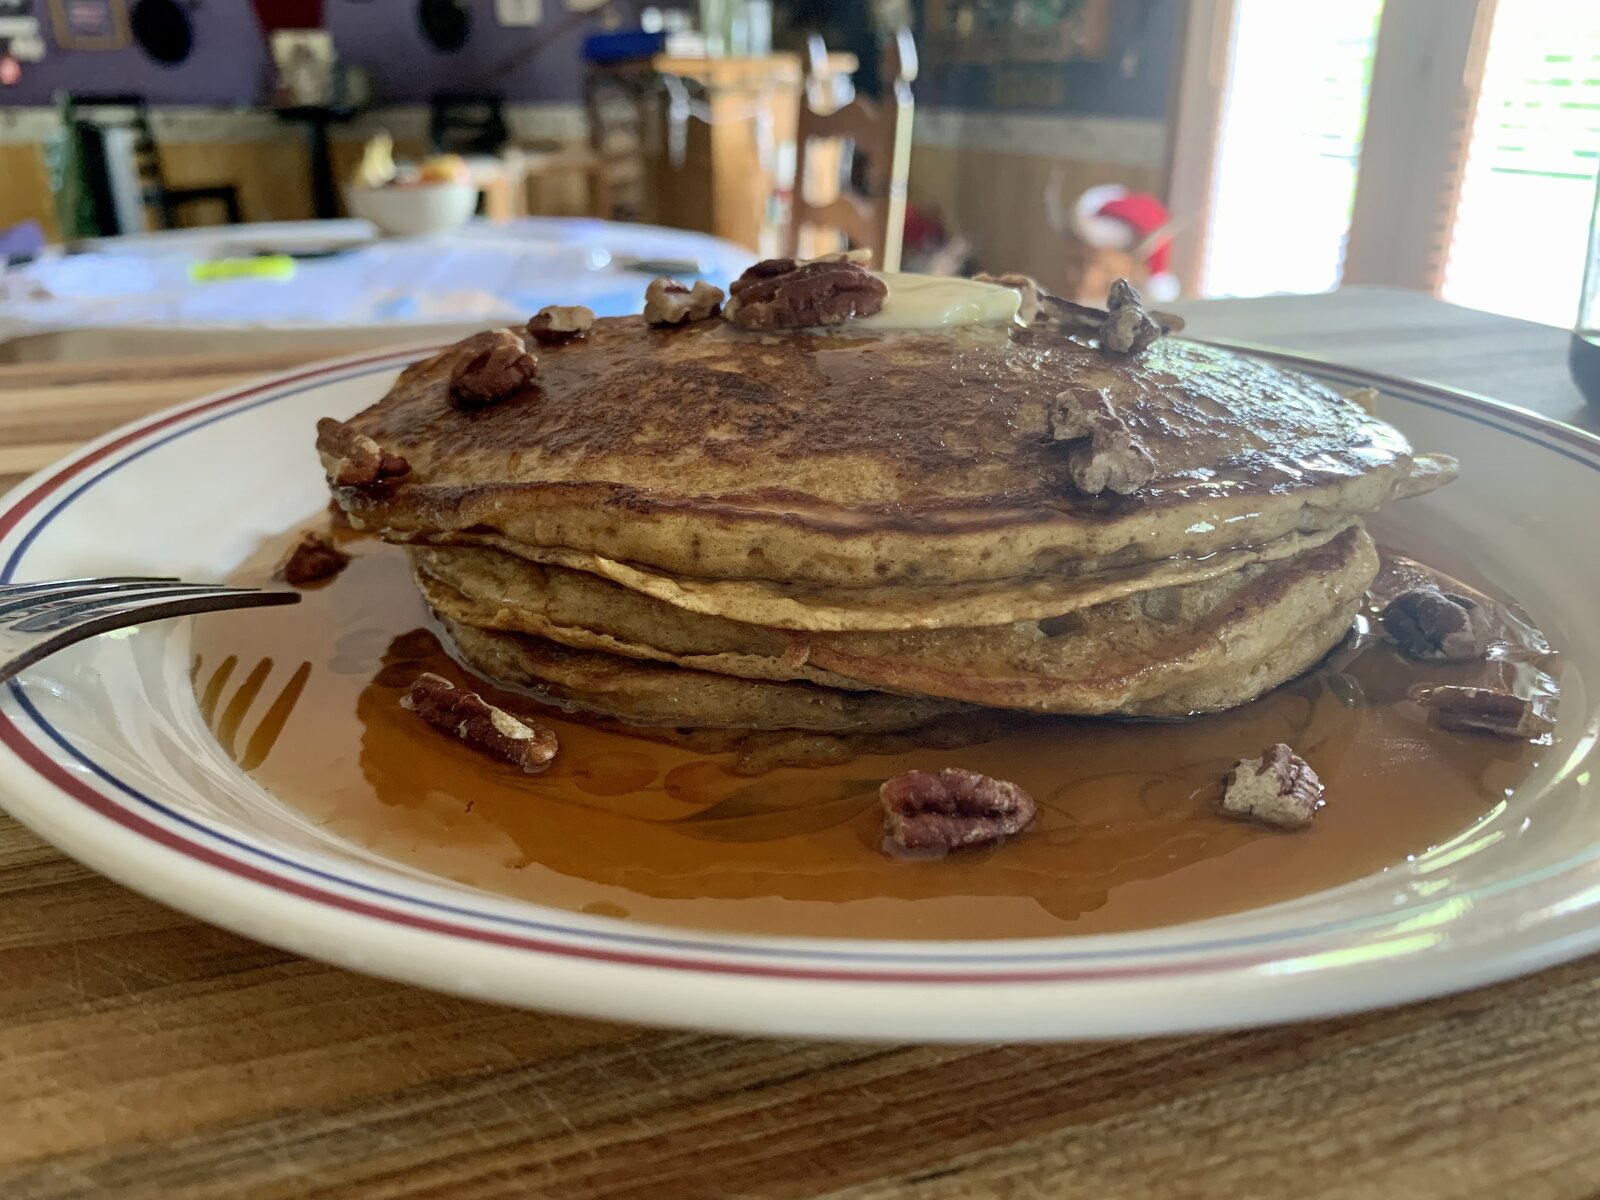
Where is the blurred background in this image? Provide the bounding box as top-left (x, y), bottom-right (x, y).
top-left (0, 0), bottom-right (1597, 357)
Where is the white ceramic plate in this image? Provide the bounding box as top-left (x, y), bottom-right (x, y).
top-left (0, 346), bottom-right (1596, 1041)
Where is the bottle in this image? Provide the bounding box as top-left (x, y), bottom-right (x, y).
top-left (1573, 169), bottom-right (1600, 405)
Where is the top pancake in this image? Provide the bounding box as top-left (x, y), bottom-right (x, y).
top-left (327, 310), bottom-right (1453, 588)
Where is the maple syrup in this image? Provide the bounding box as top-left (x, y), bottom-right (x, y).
top-left (189, 524), bottom-right (1556, 940)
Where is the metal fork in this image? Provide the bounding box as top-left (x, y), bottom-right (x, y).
top-left (0, 577), bottom-right (300, 685)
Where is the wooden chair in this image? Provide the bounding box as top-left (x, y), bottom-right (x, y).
top-left (68, 95), bottom-right (244, 234)
top-left (784, 29), bottom-right (917, 272)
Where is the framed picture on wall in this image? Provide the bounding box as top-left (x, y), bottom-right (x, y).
top-left (924, 0), bottom-right (1110, 67)
top-left (48, 0), bottom-right (130, 51)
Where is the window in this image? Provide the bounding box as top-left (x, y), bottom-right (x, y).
top-left (1440, 2), bottom-right (1600, 327)
top-left (1199, 0), bottom-right (1382, 298)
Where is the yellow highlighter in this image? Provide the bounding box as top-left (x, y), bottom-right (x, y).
top-left (188, 255), bottom-right (298, 283)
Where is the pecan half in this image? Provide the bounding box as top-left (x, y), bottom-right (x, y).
top-left (723, 259), bottom-right (888, 330)
top-left (1221, 743), bottom-right (1324, 830)
top-left (727, 257), bottom-right (797, 295)
top-left (879, 767), bottom-right (1037, 856)
top-left (278, 531), bottom-right (350, 586)
top-left (644, 278), bottom-right (725, 325)
top-left (401, 672), bottom-right (559, 770)
top-left (806, 248), bottom-right (874, 267)
top-left (316, 417), bottom-right (411, 488)
top-left (1049, 389), bottom-right (1156, 495)
top-left (974, 272), bottom-right (1042, 324)
top-left (1381, 587), bottom-right (1493, 662)
top-left (526, 304), bottom-right (595, 344)
top-left (448, 330), bottom-right (538, 410)
top-left (1422, 685), bottom-right (1553, 741)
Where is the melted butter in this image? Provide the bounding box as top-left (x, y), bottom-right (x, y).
top-left (188, 525), bottom-right (1556, 941)
top-left (852, 272), bottom-right (1021, 330)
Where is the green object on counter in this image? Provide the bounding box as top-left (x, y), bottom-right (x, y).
top-left (189, 256), bottom-right (298, 282)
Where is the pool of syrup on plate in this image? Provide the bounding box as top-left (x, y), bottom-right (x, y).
top-left (188, 524), bottom-right (1558, 940)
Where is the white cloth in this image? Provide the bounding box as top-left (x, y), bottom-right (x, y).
top-left (0, 218), bottom-right (750, 342)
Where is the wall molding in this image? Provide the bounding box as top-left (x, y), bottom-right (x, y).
top-left (0, 103), bottom-right (588, 146)
top-left (913, 108), bottom-right (1167, 169)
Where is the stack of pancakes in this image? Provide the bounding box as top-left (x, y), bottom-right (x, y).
top-left (321, 275), bottom-right (1453, 736)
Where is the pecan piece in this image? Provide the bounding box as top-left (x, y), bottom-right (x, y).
top-left (1381, 587), bottom-right (1493, 662)
top-left (526, 304), bottom-right (595, 344)
top-left (1049, 389), bottom-right (1156, 495)
top-left (448, 329), bottom-right (538, 410)
top-left (401, 672), bottom-right (559, 770)
top-left (316, 417), bottom-right (411, 488)
top-left (1345, 387), bottom-right (1379, 415)
top-left (1036, 291), bottom-right (1108, 335)
top-left (1220, 743), bottom-right (1324, 830)
top-left (1099, 278), bottom-right (1164, 355)
top-left (1035, 280), bottom-right (1183, 354)
top-left (644, 278), bottom-right (725, 325)
top-left (723, 259), bottom-right (888, 330)
top-left (879, 767), bottom-right (1037, 856)
top-left (278, 531), bottom-right (350, 586)
top-left (974, 272), bottom-right (1042, 323)
top-left (1422, 685), bottom-right (1553, 741)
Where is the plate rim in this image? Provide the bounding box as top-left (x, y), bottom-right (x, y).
top-left (0, 342), bottom-right (1597, 1038)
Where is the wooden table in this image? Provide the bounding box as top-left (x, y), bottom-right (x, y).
top-left (0, 290), bottom-right (1596, 1199)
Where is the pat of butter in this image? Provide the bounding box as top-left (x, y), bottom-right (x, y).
top-left (852, 272), bottom-right (1021, 329)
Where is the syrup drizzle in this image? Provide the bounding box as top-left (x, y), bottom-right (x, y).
top-left (188, 525), bottom-right (1556, 940)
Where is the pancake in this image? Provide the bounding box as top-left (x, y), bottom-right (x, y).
top-left (325, 316), bottom-right (1453, 589)
top-left (433, 519), bottom-right (1359, 632)
top-left (436, 617), bottom-right (974, 733)
top-left (418, 524), bottom-right (1378, 716)
top-left (412, 549), bottom-right (877, 691)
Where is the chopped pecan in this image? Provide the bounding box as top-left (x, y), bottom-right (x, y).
top-left (974, 272), bottom-right (1043, 323)
top-left (278, 531), bottom-right (350, 586)
top-left (401, 672), bottom-right (559, 770)
top-left (1345, 387), bottom-right (1379, 415)
top-left (1035, 279), bottom-right (1184, 355)
top-left (1100, 278), bottom-right (1163, 355)
top-left (448, 329), bottom-right (538, 410)
top-left (879, 767), bottom-right (1037, 856)
top-left (643, 277), bottom-right (725, 325)
top-left (723, 259), bottom-right (888, 330)
top-left (1422, 685), bottom-right (1553, 741)
top-left (1049, 389), bottom-right (1156, 495)
top-left (526, 304), bottom-right (595, 344)
top-left (1036, 291), bottom-right (1108, 335)
top-left (316, 417), bottom-right (411, 488)
top-left (1381, 587), bottom-right (1493, 662)
top-left (1221, 743), bottom-right (1324, 830)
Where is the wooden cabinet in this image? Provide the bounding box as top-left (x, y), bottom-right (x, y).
top-left (638, 52), bottom-right (856, 253)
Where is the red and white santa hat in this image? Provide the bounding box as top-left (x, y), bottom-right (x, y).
top-left (1073, 184), bottom-right (1178, 301)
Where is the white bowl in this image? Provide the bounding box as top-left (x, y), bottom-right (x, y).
top-left (342, 181), bottom-right (478, 238)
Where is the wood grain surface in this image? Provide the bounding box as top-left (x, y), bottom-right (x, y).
top-left (0, 290), bottom-right (1597, 1200)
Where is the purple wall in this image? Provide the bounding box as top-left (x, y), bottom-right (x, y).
top-left (0, 0), bottom-right (632, 107)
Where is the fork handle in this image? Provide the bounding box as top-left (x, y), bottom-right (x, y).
top-left (0, 592), bottom-right (299, 686)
